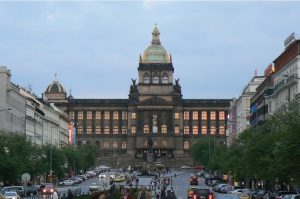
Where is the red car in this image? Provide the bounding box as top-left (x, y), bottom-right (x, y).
top-left (190, 176), bottom-right (199, 185)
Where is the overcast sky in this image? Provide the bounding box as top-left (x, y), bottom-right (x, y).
top-left (1, 1), bottom-right (300, 99)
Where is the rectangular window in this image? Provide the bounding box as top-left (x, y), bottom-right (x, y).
top-left (78, 111), bottom-right (83, 120)
top-left (113, 111), bottom-right (119, 120)
top-left (113, 126), bottom-right (119, 135)
top-left (131, 112), bottom-right (136, 119)
top-left (219, 111), bottom-right (225, 120)
top-left (144, 125), bottom-right (149, 134)
top-left (86, 126), bottom-right (92, 134)
top-left (174, 112), bottom-right (179, 119)
top-left (77, 126), bottom-right (83, 134)
top-left (162, 125), bottom-right (167, 134)
top-left (87, 111), bottom-right (92, 120)
top-left (184, 111), bottom-right (189, 120)
top-left (184, 126), bottom-right (189, 135)
top-left (174, 126), bottom-right (180, 134)
top-left (95, 111), bottom-right (101, 120)
top-left (69, 111), bottom-right (74, 120)
top-left (104, 126), bottom-right (110, 134)
top-left (95, 126), bottom-right (101, 134)
top-left (131, 126), bottom-right (136, 134)
top-left (122, 126), bottom-right (127, 134)
top-left (192, 111), bottom-right (198, 120)
top-left (201, 111), bottom-right (207, 120)
top-left (104, 111), bottom-right (110, 120)
top-left (122, 111), bottom-right (128, 120)
top-left (210, 111), bottom-right (216, 120)
top-left (192, 126), bottom-right (198, 135)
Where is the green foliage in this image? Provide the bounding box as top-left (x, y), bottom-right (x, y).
top-left (190, 100), bottom-right (300, 185)
top-left (0, 131), bottom-right (97, 184)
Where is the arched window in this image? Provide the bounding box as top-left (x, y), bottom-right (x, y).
top-left (103, 141), bottom-right (109, 149)
top-left (184, 141), bottom-right (189, 150)
top-left (162, 73), bottom-right (169, 84)
top-left (210, 126), bottom-right (216, 135)
top-left (152, 73), bottom-right (159, 84)
top-left (219, 126), bottom-right (225, 135)
top-left (95, 125), bottom-right (101, 134)
top-left (104, 126), bottom-right (110, 134)
top-left (143, 73), bottom-right (150, 84)
top-left (77, 125), bottom-right (83, 134)
top-left (113, 126), bottom-right (119, 135)
top-left (184, 126), bottom-right (190, 135)
top-left (121, 141), bottom-right (127, 149)
top-left (201, 126), bottom-right (207, 135)
top-left (161, 140), bottom-right (167, 147)
top-left (113, 141), bottom-right (118, 148)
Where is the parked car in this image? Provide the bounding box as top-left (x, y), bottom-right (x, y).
top-left (1, 186), bottom-right (25, 198)
top-left (3, 191), bottom-right (21, 199)
top-left (63, 180), bottom-right (76, 186)
top-left (282, 194), bottom-right (300, 199)
top-left (274, 191), bottom-right (298, 199)
top-left (89, 183), bottom-right (101, 192)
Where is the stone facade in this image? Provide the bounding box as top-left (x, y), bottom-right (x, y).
top-left (45, 26), bottom-right (231, 167)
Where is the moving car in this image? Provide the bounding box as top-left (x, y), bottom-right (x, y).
top-left (89, 183), bottom-right (101, 192)
top-left (190, 176), bottom-right (199, 185)
top-left (187, 186), bottom-right (214, 199)
top-left (1, 186), bottom-right (25, 198)
top-left (3, 191), bottom-right (21, 199)
top-left (40, 184), bottom-right (55, 195)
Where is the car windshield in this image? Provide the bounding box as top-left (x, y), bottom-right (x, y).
top-left (5, 192), bottom-right (17, 196)
top-left (90, 183), bottom-right (98, 186)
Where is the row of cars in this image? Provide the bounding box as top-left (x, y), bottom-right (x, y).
top-left (58, 170), bottom-right (98, 186)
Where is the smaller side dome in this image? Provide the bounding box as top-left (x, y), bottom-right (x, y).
top-left (45, 80), bottom-right (66, 94)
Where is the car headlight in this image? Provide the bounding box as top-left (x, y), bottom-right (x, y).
top-left (50, 189), bottom-right (54, 192)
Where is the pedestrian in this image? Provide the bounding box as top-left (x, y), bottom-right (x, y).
top-left (53, 189), bottom-right (59, 199)
top-left (67, 189), bottom-right (73, 199)
top-left (61, 193), bottom-right (67, 199)
top-left (137, 187), bottom-right (150, 199)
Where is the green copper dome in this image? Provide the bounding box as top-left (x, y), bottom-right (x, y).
top-left (141, 25), bottom-right (171, 64)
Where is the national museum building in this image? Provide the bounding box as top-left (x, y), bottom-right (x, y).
top-left (44, 26), bottom-right (231, 167)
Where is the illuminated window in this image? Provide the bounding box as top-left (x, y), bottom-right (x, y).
top-left (113, 126), bottom-right (119, 135)
top-left (131, 126), bottom-right (136, 134)
top-left (95, 125), bottom-right (101, 134)
top-left (162, 73), bottom-right (168, 84)
top-left (174, 112), bottom-right (180, 119)
top-left (77, 126), bottom-right (83, 134)
top-left (113, 111), bottom-right (119, 120)
top-left (161, 140), bottom-right (167, 147)
top-left (122, 111), bottom-right (127, 120)
top-left (184, 111), bottom-right (189, 120)
top-left (201, 126), bottom-right (207, 135)
top-left (87, 111), bottom-right (92, 120)
top-left (131, 112), bottom-right (136, 119)
top-left (153, 139), bottom-right (158, 147)
top-left (192, 126), bottom-right (198, 135)
top-left (143, 139), bottom-right (148, 147)
top-left (122, 126), bottom-right (127, 134)
top-left (121, 141), bottom-right (127, 149)
top-left (192, 111), bottom-right (198, 120)
top-left (104, 126), bottom-right (110, 134)
top-left (153, 74), bottom-right (159, 84)
top-left (95, 111), bottom-right (101, 120)
top-left (113, 141), bottom-right (118, 148)
top-left (210, 111), bottom-right (216, 120)
top-left (162, 124), bottom-right (167, 134)
top-left (69, 111), bottom-right (74, 120)
top-left (144, 125), bottom-right (149, 134)
top-left (143, 73), bottom-right (150, 84)
top-left (104, 111), bottom-right (110, 120)
top-left (184, 126), bottom-right (190, 135)
top-left (78, 111), bottom-right (83, 120)
top-left (210, 126), bottom-right (216, 135)
top-left (174, 126), bottom-right (180, 134)
top-left (86, 126), bottom-right (92, 134)
top-left (184, 141), bottom-right (189, 150)
top-left (104, 141), bottom-right (109, 149)
top-left (219, 126), bottom-right (225, 134)
top-left (201, 111), bottom-right (207, 120)
top-left (219, 111), bottom-right (225, 120)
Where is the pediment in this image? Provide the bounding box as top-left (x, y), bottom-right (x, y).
top-left (139, 96), bottom-right (171, 105)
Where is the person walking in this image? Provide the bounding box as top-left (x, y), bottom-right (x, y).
top-left (67, 189), bottom-right (73, 199)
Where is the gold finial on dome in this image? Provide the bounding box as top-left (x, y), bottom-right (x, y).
top-left (151, 24), bottom-right (161, 45)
